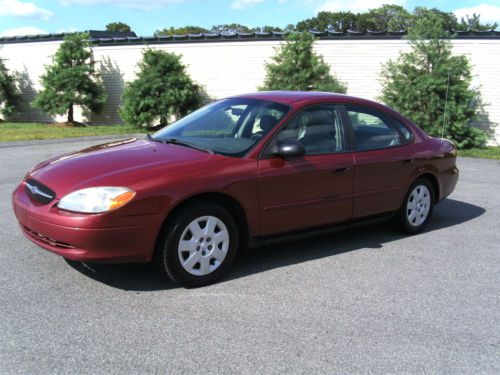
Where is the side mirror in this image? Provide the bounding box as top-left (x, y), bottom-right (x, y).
top-left (271, 140), bottom-right (305, 158)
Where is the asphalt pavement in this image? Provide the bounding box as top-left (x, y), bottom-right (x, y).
top-left (0, 137), bottom-right (499, 374)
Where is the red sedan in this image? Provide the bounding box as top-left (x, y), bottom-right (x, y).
top-left (12, 92), bottom-right (458, 287)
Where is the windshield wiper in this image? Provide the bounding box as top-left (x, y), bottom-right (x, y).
top-left (163, 138), bottom-right (215, 155)
top-left (147, 134), bottom-right (215, 154)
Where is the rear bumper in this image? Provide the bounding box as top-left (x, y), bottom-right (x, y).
top-left (439, 166), bottom-right (459, 201)
top-left (12, 184), bottom-right (164, 263)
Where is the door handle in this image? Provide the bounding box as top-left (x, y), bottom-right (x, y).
top-left (332, 165), bottom-right (351, 174)
top-left (402, 158), bottom-right (415, 164)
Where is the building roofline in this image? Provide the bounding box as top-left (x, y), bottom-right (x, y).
top-left (1, 29), bottom-right (499, 45)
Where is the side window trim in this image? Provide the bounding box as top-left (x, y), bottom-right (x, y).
top-left (259, 103), bottom-right (352, 159)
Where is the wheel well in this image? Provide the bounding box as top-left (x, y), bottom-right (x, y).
top-left (418, 173), bottom-right (440, 202)
top-left (156, 192), bottom-right (250, 251)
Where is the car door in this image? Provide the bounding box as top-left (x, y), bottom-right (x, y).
top-left (258, 105), bottom-right (354, 236)
top-left (345, 104), bottom-right (415, 218)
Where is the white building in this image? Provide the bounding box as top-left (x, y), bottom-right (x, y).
top-left (1, 31), bottom-right (499, 144)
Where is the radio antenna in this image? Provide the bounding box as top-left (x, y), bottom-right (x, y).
top-left (441, 72), bottom-right (450, 139)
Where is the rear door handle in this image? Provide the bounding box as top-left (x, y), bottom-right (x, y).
top-left (332, 165), bottom-right (351, 174)
top-left (402, 158), bottom-right (415, 164)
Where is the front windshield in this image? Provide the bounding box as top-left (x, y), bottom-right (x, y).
top-left (152, 98), bottom-right (289, 156)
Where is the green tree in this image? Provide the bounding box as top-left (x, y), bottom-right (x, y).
top-left (456, 13), bottom-right (498, 31)
top-left (365, 4), bottom-right (411, 31)
top-left (105, 22), bottom-right (132, 32)
top-left (120, 49), bottom-right (202, 128)
top-left (210, 23), bottom-right (252, 34)
top-left (380, 9), bottom-right (486, 148)
top-left (33, 33), bottom-right (106, 123)
top-left (156, 26), bottom-right (208, 35)
top-left (411, 7), bottom-right (458, 32)
top-left (254, 25), bottom-right (283, 33)
top-left (296, 11), bottom-right (357, 32)
top-left (260, 32), bottom-right (347, 93)
top-left (0, 59), bottom-right (21, 116)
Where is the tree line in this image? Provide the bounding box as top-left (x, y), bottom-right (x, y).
top-left (104, 5), bottom-right (497, 35)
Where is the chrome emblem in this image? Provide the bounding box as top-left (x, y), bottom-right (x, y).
top-left (26, 182), bottom-right (53, 199)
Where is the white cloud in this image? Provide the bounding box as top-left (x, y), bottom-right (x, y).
top-left (0, 0), bottom-right (54, 20)
top-left (1, 26), bottom-right (47, 36)
top-left (59, 0), bottom-right (186, 10)
top-left (317, 0), bottom-right (405, 13)
top-left (454, 4), bottom-right (500, 25)
top-left (231, 0), bottom-right (264, 10)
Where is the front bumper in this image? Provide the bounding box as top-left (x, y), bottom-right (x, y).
top-left (12, 183), bottom-right (164, 263)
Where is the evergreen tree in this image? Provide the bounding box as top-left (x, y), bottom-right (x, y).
top-left (120, 49), bottom-right (202, 128)
top-left (0, 59), bottom-right (21, 116)
top-left (33, 33), bottom-right (106, 123)
top-left (380, 9), bottom-right (486, 148)
top-left (260, 32), bottom-right (346, 93)
top-left (105, 22), bottom-right (132, 33)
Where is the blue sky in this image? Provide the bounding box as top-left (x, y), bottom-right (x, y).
top-left (1, 0), bottom-right (499, 37)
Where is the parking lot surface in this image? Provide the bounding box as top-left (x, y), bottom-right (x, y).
top-left (1, 137), bottom-right (499, 374)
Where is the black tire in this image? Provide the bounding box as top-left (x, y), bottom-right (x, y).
top-left (154, 203), bottom-right (239, 288)
top-left (396, 178), bottom-right (435, 234)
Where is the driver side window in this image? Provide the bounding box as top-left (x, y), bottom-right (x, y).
top-left (275, 105), bottom-right (346, 155)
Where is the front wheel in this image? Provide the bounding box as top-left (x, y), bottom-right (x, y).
top-left (396, 178), bottom-right (435, 234)
top-left (155, 203), bottom-right (239, 288)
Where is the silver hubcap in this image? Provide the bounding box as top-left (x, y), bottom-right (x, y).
top-left (178, 216), bottom-right (229, 276)
top-left (406, 185), bottom-right (431, 227)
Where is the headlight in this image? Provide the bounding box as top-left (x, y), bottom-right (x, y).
top-left (58, 187), bottom-right (136, 213)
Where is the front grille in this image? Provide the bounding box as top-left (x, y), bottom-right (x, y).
top-left (25, 178), bottom-right (56, 205)
top-left (22, 225), bottom-right (75, 249)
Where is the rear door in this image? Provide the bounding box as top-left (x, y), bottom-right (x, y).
top-left (345, 104), bottom-right (415, 218)
top-left (257, 104), bottom-right (354, 236)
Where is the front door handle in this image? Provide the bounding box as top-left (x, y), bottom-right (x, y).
top-left (332, 165), bottom-right (351, 174)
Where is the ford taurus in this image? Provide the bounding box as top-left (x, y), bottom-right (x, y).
top-left (12, 91), bottom-right (459, 287)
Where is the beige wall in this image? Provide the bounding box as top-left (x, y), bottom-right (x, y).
top-left (1, 38), bottom-right (499, 144)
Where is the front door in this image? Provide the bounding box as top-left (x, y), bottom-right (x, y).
top-left (258, 105), bottom-right (354, 236)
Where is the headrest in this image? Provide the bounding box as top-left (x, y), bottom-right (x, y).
top-left (259, 115), bottom-right (278, 132)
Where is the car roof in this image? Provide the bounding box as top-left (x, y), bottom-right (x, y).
top-left (234, 90), bottom-right (405, 119)
top-left (235, 90), bottom-right (382, 106)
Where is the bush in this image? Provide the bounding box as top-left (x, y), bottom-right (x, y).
top-left (120, 49), bottom-right (203, 128)
top-left (260, 32), bottom-right (347, 93)
top-left (380, 9), bottom-right (487, 148)
top-left (0, 59), bottom-right (21, 116)
top-left (32, 33), bottom-right (106, 123)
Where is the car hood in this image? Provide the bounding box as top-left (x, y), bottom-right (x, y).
top-left (29, 138), bottom-right (221, 197)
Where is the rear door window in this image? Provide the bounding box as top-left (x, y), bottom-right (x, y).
top-left (346, 105), bottom-right (403, 151)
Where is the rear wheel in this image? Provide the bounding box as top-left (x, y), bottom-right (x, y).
top-left (155, 203), bottom-right (239, 288)
top-left (396, 178), bottom-right (435, 234)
